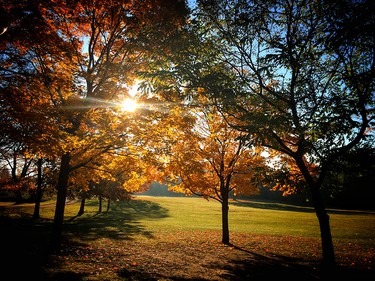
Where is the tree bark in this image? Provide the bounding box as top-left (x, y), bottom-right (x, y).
top-left (107, 198), bottom-right (111, 212)
top-left (221, 192), bottom-right (230, 245)
top-left (98, 195), bottom-right (102, 213)
top-left (78, 195), bottom-right (86, 216)
top-left (32, 158), bottom-right (43, 220)
top-left (50, 152), bottom-right (71, 251)
top-left (310, 183), bottom-right (336, 268)
top-left (296, 156), bottom-right (336, 268)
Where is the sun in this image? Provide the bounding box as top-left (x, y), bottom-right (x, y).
top-left (120, 98), bottom-right (138, 112)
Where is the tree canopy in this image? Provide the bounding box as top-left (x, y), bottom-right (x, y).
top-left (150, 0), bottom-right (374, 267)
top-left (165, 105), bottom-right (268, 244)
top-left (1, 0), bottom-right (189, 249)
top-left (1, 0), bottom-right (374, 269)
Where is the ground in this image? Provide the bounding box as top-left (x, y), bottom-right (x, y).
top-left (39, 231), bottom-right (373, 281)
top-left (1, 198), bottom-right (374, 281)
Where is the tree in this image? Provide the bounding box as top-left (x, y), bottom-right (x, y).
top-left (73, 142), bottom-right (158, 215)
top-left (1, 0), bottom-right (188, 250)
top-left (322, 142), bottom-right (375, 209)
top-left (0, 142), bottom-right (34, 202)
top-left (165, 0), bottom-right (374, 268)
top-left (165, 106), bottom-right (268, 244)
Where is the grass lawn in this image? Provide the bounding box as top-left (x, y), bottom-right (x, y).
top-left (0, 195), bottom-right (374, 280)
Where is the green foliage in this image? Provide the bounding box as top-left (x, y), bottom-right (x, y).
top-left (152, 0), bottom-right (375, 266)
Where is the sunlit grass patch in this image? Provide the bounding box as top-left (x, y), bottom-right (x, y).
top-left (1, 194), bottom-right (374, 280)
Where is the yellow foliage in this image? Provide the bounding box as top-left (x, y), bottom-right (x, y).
top-left (164, 107), bottom-right (268, 202)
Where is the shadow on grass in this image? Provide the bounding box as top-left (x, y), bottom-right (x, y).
top-left (63, 199), bottom-right (169, 242)
top-left (219, 253), bottom-right (375, 281)
top-left (0, 199), bottom-right (168, 281)
top-left (230, 199), bottom-right (315, 213)
top-left (1, 198), bottom-right (373, 281)
top-left (230, 199), bottom-right (375, 215)
top-left (0, 216), bottom-right (53, 280)
top-left (118, 268), bottom-right (210, 281)
top-left (220, 245), bottom-right (370, 280)
top-left (117, 244), bottom-right (375, 281)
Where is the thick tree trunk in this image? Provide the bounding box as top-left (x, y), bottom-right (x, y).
top-left (221, 193), bottom-right (230, 245)
top-left (310, 183), bottom-right (336, 268)
top-left (32, 158), bottom-right (43, 220)
top-left (50, 152), bottom-right (71, 251)
top-left (295, 156), bottom-right (336, 268)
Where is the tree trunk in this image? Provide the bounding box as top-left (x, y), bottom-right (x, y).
top-left (221, 192), bottom-right (230, 245)
top-left (310, 183), bottom-right (336, 268)
top-left (107, 198), bottom-right (111, 211)
top-left (98, 195), bottom-right (102, 213)
top-left (32, 158), bottom-right (43, 220)
top-left (295, 156), bottom-right (336, 268)
top-left (50, 152), bottom-right (71, 251)
top-left (78, 195), bottom-right (86, 216)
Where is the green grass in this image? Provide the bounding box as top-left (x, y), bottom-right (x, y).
top-left (2, 195), bottom-right (374, 246)
top-left (131, 196), bottom-right (375, 245)
top-left (1, 195), bottom-right (374, 280)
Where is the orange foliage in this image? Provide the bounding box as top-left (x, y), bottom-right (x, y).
top-left (268, 152), bottom-right (319, 196)
top-left (164, 108), bottom-right (269, 202)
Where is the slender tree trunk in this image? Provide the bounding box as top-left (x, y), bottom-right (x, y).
top-left (50, 152), bottom-right (71, 251)
top-left (221, 192), bottom-right (230, 245)
top-left (98, 195), bottom-right (102, 213)
top-left (32, 158), bottom-right (43, 220)
top-left (310, 183), bottom-right (336, 268)
top-left (78, 195), bottom-right (86, 216)
top-left (107, 198), bottom-right (111, 211)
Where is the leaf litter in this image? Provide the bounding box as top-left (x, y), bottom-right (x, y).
top-left (44, 230), bottom-right (375, 281)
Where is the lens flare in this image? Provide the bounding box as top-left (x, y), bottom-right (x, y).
top-left (120, 98), bottom-right (138, 112)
